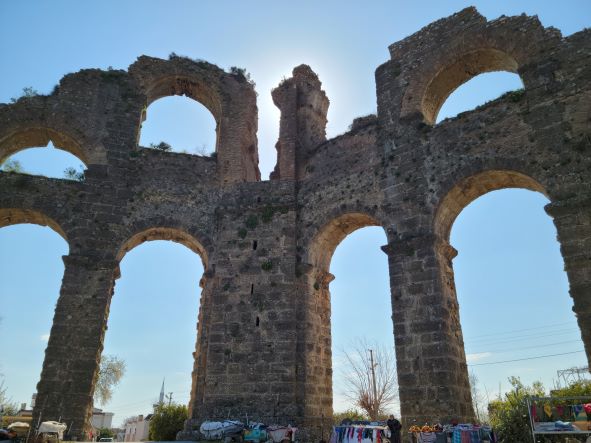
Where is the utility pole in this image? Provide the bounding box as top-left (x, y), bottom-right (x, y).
top-left (369, 349), bottom-right (378, 420)
top-left (166, 392), bottom-right (173, 407)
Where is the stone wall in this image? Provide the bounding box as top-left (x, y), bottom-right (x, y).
top-left (0, 7), bottom-right (589, 441)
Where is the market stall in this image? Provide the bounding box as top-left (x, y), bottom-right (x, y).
top-left (329, 424), bottom-right (389, 443)
top-left (527, 396), bottom-right (591, 442)
top-left (35, 421), bottom-right (67, 443)
top-left (408, 423), bottom-right (496, 443)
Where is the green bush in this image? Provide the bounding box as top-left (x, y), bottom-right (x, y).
top-left (504, 88), bottom-right (525, 103)
top-left (64, 166), bottom-right (85, 182)
top-left (10, 86), bottom-right (38, 103)
top-left (149, 141), bottom-right (172, 152)
top-left (149, 403), bottom-right (188, 441)
top-left (551, 379), bottom-right (591, 398)
top-left (488, 377), bottom-right (545, 442)
top-left (97, 428), bottom-right (113, 439)
top-left (1, 159), bottom-right (24, 173)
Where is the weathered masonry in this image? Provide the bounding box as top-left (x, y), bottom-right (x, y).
top-left (1, 7), bottom-right (590, 440)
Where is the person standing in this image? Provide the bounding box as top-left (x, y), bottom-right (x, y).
top-left (387, 415), bottom-right (402, 443)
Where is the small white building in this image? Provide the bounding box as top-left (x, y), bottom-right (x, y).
top-left (92, 407), bottom-right (114, 430)
top-left (122, 378), bottom-right (165, 442)
top-left (123, 414), bottom-right (152, 442)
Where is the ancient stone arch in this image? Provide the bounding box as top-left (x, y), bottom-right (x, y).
top-left (129, 55), bottom-right (260, 183)
top-left (434, 170), bottom-right (548, 241)
top-left (0, 208), bottom-right (68, 241)
top-left (1, 7), bottom-right (589, 441)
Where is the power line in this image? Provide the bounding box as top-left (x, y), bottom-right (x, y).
top-left (464, 328), bottom-right (580, 346)
top-left (468, 350), bottom-right (585, 367)
top-left (467, 339), bottom-right (578, 355)
top-left (465, 321), bottom-right (574, 340)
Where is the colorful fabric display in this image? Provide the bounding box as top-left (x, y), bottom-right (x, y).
top-left (554, 421), bottom-right (574, 431)
top-left (544, 403), bottom-right (552, 418)
top-left (556, 405), bottom-right (564, 418)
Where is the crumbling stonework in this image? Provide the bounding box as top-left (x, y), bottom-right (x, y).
top-left (1, 7), bottom-right (589, 441)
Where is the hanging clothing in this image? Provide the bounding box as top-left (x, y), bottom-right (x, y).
top-left (386, 418), bottom-right (402, 443)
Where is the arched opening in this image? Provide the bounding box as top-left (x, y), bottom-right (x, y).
top-left (436, 172), bottom-right (585, 418)
top-left (0, 127), bottom-right (88, 165)
top-left (418, 48), bottom-right (521, 125)
top-left (0, 141), bottom-right (87, 181)
top-left (103, 229), bottom-right (206, 429)
top-left (308, 213), bottom-right (397, 419)
top-left (436, 72), bottom-right (524, 123)
top-left (330, 227), bottom-right (396, 418)
top-left (0, 211), bottom-right (69, 413)
top-left (139, 95), bottom-right (217, 156)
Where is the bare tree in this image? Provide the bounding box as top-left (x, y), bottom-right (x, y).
top-left (0, 377), bottom-right (19, 415)
top-left (94, 355), bottom-right (126, 406)
top-left (469, 371), bottom-right (489, 423)
top-left (340, 339), bottom-right (398, 420)
top-left (194, 144), bottom-right (210, 156)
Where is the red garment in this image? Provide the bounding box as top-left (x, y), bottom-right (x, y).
top-left (556, 405), bottom-right (564, 417)
top-left (461, 430), bottom-right (471, 443)
top-left (357, 428), bottom-right (362, 443)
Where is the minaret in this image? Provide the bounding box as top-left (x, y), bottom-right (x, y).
top-left (153, 378), bottom-right (165, 410)
top-left (159, 378), bottom-right (165, 405)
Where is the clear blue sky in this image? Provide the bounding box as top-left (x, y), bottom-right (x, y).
top-left (1, 0), bottom-right (589, 425)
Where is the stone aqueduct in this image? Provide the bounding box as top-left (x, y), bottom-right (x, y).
top-left (1, 7), bottom-right (590, 440)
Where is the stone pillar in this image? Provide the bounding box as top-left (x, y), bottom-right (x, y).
top-left (545, 198), bottom-right (591, 369)
top-left (187, 273), bottom-right (212, 416)
top-left (184, 199), bottom-right (301, 431)
top-left (271, 65), bottom-right (329, 180)
top-left (33, 254), bottom-right (117, 440)
top-left (295, 264), bottom-right (334, 441)
top-left (382, 233), bottom-right (474, 428)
